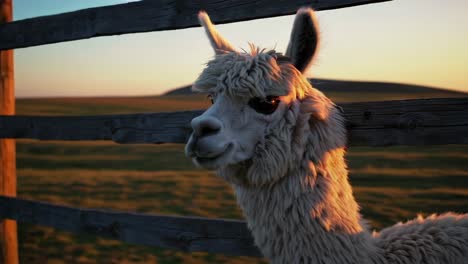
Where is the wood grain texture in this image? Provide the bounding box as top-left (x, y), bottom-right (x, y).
top-left (0, 0), bottom-right (392, 50)
top-left (0, 0), bottom-right (18, 263)
top-left (0, 196), bottom-right (262, 257)
top-left (1, 98), bottom-right (467, 146)
top-left (0, 110), bottom-right (203, 143)
top-left (342, 98), bottom-right (468, 146)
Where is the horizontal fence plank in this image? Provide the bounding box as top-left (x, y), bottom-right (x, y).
top-left (0, 97), bottom-right (467, 146)
top-left (0, 110), bottom-right (202, 144)
top-left (0, 196), bottom-right (262, 257)
top-left (344, 98), bottom-right (468, 146)
top-left (0, 0), bottom-right (391, 50)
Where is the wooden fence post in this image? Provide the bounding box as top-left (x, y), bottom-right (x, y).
top-left (0, 0), bottom-right (18, 263)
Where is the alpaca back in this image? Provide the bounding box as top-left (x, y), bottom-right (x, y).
top-left (374, 213), bottom-right (468, 263)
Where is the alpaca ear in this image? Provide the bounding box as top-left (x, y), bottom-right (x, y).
top-left (198, 11), bottom-right (237, 54)
top-left (285, 8), bottom-right (320, 73)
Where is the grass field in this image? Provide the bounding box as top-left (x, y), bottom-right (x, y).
top-left (10, 90), bottom-right (468, 263)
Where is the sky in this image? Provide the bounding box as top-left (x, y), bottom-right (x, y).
top-left (11, 0), bottom-right (468, 98)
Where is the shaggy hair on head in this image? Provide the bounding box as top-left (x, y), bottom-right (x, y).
top-left (195, 47), bottom-right (331, 187)
top-left (194, 47), bottom-right (306, 100)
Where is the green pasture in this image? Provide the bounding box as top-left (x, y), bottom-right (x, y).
top-left (10, 90), bottom-right (468, 263)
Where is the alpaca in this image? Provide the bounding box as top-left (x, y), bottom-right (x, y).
top-left (185, 8), bottom-right (468, 264)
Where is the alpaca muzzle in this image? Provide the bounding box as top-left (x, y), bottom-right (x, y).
top-left (185, 113), bottom-right (235, 169)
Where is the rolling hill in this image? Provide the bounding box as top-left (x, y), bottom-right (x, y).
top-left (163, 78), bottom-right (466, 102)
top-left (16, 79), bottom-right (466, 116)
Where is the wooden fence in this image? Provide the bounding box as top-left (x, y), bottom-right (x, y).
top-left (0, 0), bottom-right (467, 262)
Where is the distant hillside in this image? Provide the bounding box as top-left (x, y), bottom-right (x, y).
top-left (164, 79), bottom-right (466, 99)
top-left (18, 79), bottom-right (465, 115)
top-left (164, 85), bottom-right (194, 96)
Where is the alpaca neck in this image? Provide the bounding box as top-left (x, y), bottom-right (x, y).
top-left (233, 148), bottom-right (381, 263)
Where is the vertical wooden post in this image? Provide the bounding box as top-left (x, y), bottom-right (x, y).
top-left (0, 0), bottom-right (18, 264)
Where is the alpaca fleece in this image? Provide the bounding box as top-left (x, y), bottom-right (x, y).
top-left (187, 8), bottom-right (468, 264)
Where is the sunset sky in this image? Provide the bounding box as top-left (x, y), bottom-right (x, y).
top-left (12, 0), bottom-right (468, 98)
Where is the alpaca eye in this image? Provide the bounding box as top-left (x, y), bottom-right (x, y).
top-left (248, 96), bottom-right (281, 115)
top-left (207, 94), bottom-right (214, 104)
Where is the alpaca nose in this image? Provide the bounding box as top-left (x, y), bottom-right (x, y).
top-left (191, 116), bottom-right (222, 137)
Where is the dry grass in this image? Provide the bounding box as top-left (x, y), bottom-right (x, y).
top-left (349, 151), bottom-right (468, 160)
top-left (351, 167), bottom-right (468, 177)
top-left (18, 167), bottom-right (263, 264)
top-left (17, 95), bottom-right (210, 116)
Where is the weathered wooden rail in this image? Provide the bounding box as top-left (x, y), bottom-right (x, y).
top-left (1, 97), bottom-right (467, 146)
top-left (0, 0), bottom-right (391, 51)
top-left (0, 196), bottom-right (262, 257)
top-left (2, 0), bottom-right (467, 262)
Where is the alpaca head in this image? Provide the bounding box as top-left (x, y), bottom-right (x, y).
top-left (185, 9), bottom-right (346, 186)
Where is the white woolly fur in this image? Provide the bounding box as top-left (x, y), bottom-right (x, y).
top-left (186, 8), bottom-right (468, 264)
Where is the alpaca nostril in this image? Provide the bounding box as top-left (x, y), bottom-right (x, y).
top-left (200, 125), bottom-right (220, 137)
top-left (192, 116), bottom-right (222, 137)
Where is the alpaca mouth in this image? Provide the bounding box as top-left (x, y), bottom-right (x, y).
top-left (194, 143), bottom-right (234, 169)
